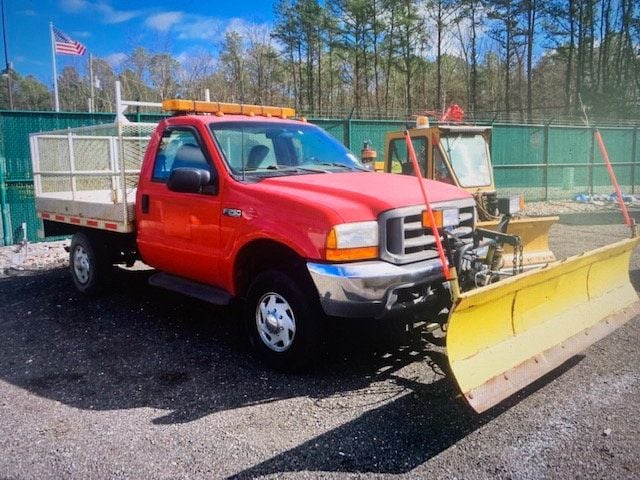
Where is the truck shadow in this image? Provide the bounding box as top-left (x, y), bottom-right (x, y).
top-left (629, 267), bottom-right (640, 291)
top-left (0, 266), bottom-right (585, 475)
top-left (230, 359), bottom-right (582, 478)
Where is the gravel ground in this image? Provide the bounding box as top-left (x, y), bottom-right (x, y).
top-left (0, 240), bottom-right (69, 277)
top-left (0, 214), bottom-right (639, 479)
top-left (522, 200), bottom-right (627, 216)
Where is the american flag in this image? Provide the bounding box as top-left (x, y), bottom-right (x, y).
top-left (53, 27), bottom-right (86, 56)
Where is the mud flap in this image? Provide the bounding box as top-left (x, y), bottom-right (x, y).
top-left (478, 216), bottom-right (558, 267)
top-left (447, 237), bottom-right (640, 413)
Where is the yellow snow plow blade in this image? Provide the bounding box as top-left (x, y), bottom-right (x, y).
top-left (447, 237), bottom-right (640, 413)
top-left (478, 216), bottom-right (558, 267)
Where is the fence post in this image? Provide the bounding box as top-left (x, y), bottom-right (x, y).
top-left (632, 126), bottom-right (638, 194)
top-left (589, 126), bottom-right (596, 195)
top-left (0, 154), bottom-right (11, 246)
top-left (344, 107), bottom-right (355, 150)
top-left (543, 123), bottom-right (549, 201)
top-left (344, 118), bottom-right (352, 150)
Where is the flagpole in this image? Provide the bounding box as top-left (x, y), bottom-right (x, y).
top-left (50, 22), bottom-right (59, 112)
top-left (1, 0), bottom-right (13, 110)
top-left (89, 53), bottom-right (94, 112)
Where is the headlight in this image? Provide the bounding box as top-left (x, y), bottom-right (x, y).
top-left (422, 208), bottom-right (460, 229)
top-left (325, 221), bottom-right (379, 261)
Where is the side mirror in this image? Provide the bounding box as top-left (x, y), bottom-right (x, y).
top-left (167, 168), bottom-right (215, 194)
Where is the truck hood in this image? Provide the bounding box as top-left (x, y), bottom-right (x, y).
top-left (251, 171), bottom-right (473, 223)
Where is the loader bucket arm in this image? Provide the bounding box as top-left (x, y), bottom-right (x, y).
top-left (447, 237), bottom-right (640, 413)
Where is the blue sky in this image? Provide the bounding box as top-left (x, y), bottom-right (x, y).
top-left (4, 0), bottom-right (276, 87)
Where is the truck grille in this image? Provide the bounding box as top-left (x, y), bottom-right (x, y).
top-left (380, 200), bottom-right (476, 265)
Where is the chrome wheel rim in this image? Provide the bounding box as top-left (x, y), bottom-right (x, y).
top-left (73, 245), bottom-right (90, 284)
top-left (255, 292), bottom-right (296, 352)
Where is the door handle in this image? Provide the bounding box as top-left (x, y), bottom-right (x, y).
top-left (141, 194), bottom-right (150, 214)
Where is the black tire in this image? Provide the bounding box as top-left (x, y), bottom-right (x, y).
top-left (424, 328), bottom-right (447, 347)
top-left (244, 267), bottom-right (323, 371)
top-left (69, 232), bottom-right (111, 295)
top-left (424, 311), bottom-right (448, 347)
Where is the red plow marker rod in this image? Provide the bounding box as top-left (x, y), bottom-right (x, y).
top-left (594, 129), bottom-right (633, 228)
top-left (404, 130), bottom-right (451, 280)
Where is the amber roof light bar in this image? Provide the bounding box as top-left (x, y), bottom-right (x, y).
top-left (162, 99), bottom-right (296, 119)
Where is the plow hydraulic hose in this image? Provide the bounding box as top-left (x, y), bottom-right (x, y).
top-left (404, 130), bottom-right (451, 280)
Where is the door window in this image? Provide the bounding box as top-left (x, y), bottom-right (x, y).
top-left (387, 137), bottom-right (427, 176)
top-left (153, 129), bottom-right (212, 182)
top-left (434, 148), bottom-right (455, 185)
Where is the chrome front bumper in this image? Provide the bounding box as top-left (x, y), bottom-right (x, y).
top-left (307, 258), bottom-right (445, 319)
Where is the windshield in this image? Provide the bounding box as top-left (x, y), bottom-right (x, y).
top-left (440, 134), bottom-right (492, 187)
top-left (209, 121), bottom-right (365, 178)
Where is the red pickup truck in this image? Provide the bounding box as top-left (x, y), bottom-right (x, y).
top-left (31, 99), bottom-right (486, 370)
top-left (32, 97), bottom-right (640, 413)
top-left (30, 95), bottom-right (640, 412)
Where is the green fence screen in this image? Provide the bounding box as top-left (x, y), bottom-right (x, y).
top-left (0, 109), bottom-right (638, 245)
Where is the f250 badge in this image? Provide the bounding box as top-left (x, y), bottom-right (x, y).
top-left (223, 208), bottom-right (242, 218)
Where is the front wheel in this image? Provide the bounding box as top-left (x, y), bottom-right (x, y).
top-left (245, 268), bottom-right (323, 371)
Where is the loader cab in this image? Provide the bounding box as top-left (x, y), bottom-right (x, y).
top-left (437, 126), bottom-right (494, 192)
top-left (382, 125), bottom-right (496, 195)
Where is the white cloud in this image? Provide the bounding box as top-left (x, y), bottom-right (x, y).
top-left (171, 15), bottom-right (270, 43)
top-left (59, 0), bottom-right (142, 24)
top-left (224, 18), bottom-right (271, 38)
top-left (174, 17), bottom-right (226, 41)
top-left (176, 48), bottom-right (215, 69)
top-left (96, 2), bottom-right (142, 24)
top-left (127, 9), bottom-right (273, 45)
top-left (60, 0), bottom-right (89, 13)
top-left (145, 11), bottom-right (184, 32)
top-left (104, 52), bottom-right (127, 68)
top-left (73, 31), bottom-right (91, 38)
top-left (175, 51), bottom-right (190, 65)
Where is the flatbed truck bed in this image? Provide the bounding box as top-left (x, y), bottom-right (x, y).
top-left (30, 122), bottom-right (156, 233)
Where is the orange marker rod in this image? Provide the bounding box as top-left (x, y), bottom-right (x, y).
top-left (595, 129), bottom-right (632, 228)
top-left (404, 131), bottom-right (451, 280)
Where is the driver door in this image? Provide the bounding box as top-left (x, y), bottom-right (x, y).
top-left (137, 126), bottom-right (222, 285)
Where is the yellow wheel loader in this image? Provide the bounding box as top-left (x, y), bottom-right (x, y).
top-left (373, 117), bottom-right (557, 270)
top-left (395, 129), bottom-right (639, 413)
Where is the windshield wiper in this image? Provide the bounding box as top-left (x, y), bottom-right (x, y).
top-left (315, 162), bottom-right (369, 171)
top-left (295, 166), bottom-right (332, 173)
top-left (241, 165), bottom-right (325, 176)
top-left (262, 164), bottom-right (327, 173)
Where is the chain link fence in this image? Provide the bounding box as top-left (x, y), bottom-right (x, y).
top-left (0, 110), bottom-right (638, 245)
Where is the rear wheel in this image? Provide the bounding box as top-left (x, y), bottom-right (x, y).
top-left (245, 267), bottom-right (323, 371)
top-left (69, 232), bottom-right (111, 294)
